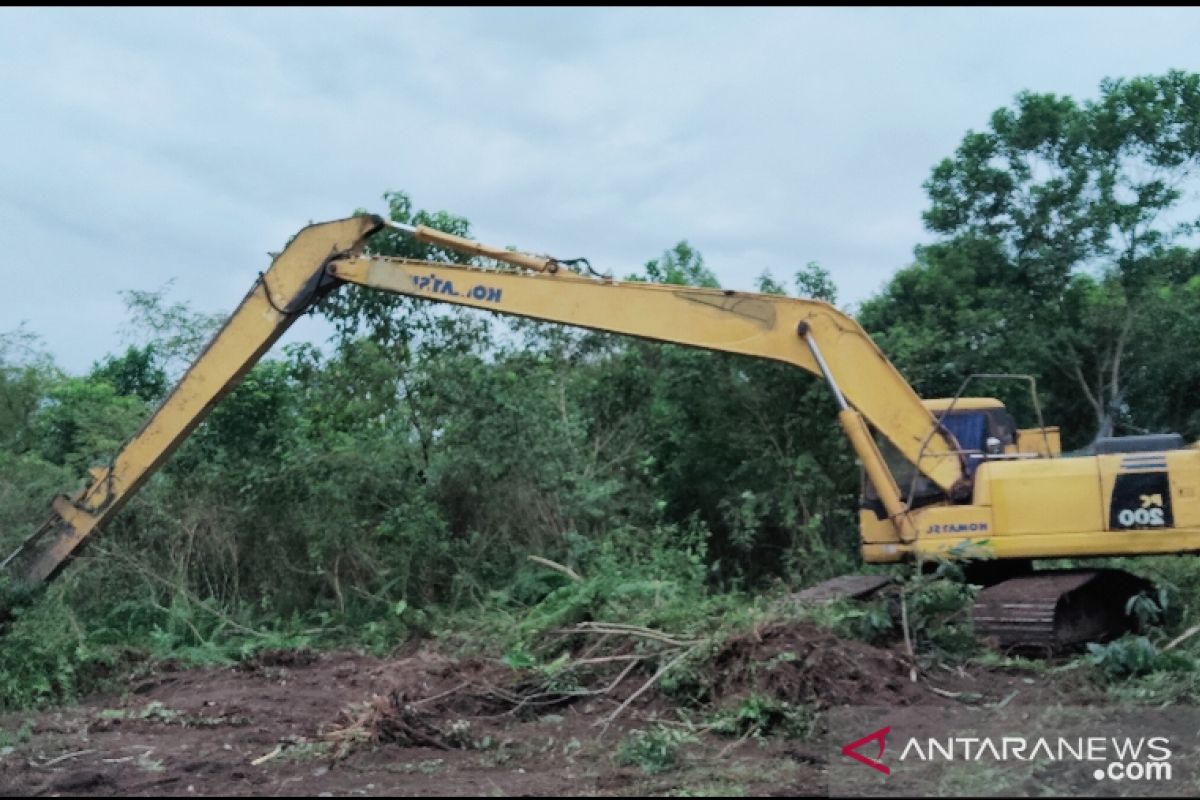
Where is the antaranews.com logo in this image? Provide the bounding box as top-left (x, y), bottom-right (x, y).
top-left (828, 707), bottom-right (1194, 797)
top-left (842, 725), bottom-right (1172, 782)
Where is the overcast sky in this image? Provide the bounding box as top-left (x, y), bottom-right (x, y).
top-left (3, 8), bottom-right (1200, 372)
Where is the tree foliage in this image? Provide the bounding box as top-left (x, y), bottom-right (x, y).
top-left (863, 70), bottom-right (1200, 445)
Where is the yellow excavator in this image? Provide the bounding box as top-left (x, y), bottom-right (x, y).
top-left (3, 215), bottom-right (1194, 650)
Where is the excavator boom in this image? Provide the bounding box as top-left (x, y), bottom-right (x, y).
top-left (2, 216), bottom-right (383, 586)
top-left (3, 214), bottom-right (963, 591)
top-left (330, 254), bottom-right (964, 488)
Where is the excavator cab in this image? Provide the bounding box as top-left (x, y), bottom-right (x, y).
top-left (928, 398), bottom-right (1016, 477)
top-left (921, 397), bottom-right (1061, 473)
top-left (861, 397), bottom-right (1035, 516)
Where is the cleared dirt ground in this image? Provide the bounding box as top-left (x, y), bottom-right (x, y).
top-left (0, 622), bottom-right (1085, 797)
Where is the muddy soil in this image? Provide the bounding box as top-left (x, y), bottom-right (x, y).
top-left (0, 623), bottom-right (1085, 797)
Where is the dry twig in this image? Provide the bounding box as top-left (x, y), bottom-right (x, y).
top-left (566, 622), bottom-right (702, 648)
top-left (31, 749), bottom-right (95, 768)
top-left (596, 648), bottom-right (694, 730)
top-left (899, 589), bottom-right (918, 683)
top-left (1165, 623), bottom-right (1200, 652)
top-left (527, 555), bottom-right (583, 583)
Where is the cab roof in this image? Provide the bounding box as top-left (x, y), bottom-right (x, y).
top-left (921, 397), bottom-right (1005, 413)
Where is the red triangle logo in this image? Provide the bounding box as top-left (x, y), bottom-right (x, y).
top-left (841, 725), bottom-right (891, 775)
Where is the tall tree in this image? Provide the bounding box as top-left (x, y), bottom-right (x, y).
top-left (867, 71), bottom-right (1200, 444)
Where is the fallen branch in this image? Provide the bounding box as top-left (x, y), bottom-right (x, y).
top-left (570, 654), bottom-right (649, 667)
top-left (31, 749), bottom-right (95, 768)
top-left (475, 658), bottom-right (646, 720)
top-left (566, 622), bottom-right (702, 648)
top-left (1165, 623), bottom-right (1200, 652)
top-left (596, 648), bottom-right (693, 730)
top-left (379, 706), bottom-right (453, 751)
top-left (527, 555), bottom-right (583, 583)
top-left (409, 681), bottom-right (472, 708)
top-left (899, 589), bottom-right (918, 683)
top-left (586, 658), bottom-right (641, 699)
top-left (470, 681), bottom-right (523, 705)
top-left (325, 695), bottom-right (455, 754)
top-left (571, 633), bottom-right (613, 663)
top-left (573, 621), bottom-right (682, 636)
top-left (716, 729), bottom-right (754, 759)
top-left (250, 745), bottom-right (282, 766)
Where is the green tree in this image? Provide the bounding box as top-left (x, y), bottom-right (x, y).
top-left (316, 190), bottom-right (479, 349)
top-left (119, 283), bottom-right (223, 380)
top-left (0, 327), bottom-right (61, 454)
top-left (90, 345), bottom-right (168, 403)
top-left (867, 71), bottom-right (1200, 445)
top-left (32, 378), bottom-right (146, 473)
top-left (641, 241), bottom-right (719, 288)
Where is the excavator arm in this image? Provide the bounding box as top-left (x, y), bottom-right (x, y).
top-left (3, 215), bottom-right (963, 592)
top-left (2, 216), bottom-right (383, 586)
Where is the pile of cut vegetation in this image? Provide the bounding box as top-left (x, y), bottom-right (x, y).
top-left (704, 620), bottom-right (937, 708)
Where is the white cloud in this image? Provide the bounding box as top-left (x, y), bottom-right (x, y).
top-left (2, 8), bottom-right (1200, 370)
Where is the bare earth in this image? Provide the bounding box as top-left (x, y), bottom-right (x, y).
top-left (0, 622), bottom-right (1080, 797)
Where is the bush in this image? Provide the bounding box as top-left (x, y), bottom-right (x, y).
top-left (1087, 636), bottom-right (1193, 680)
top-left (709, 692), bottom-right (815, 739)
top-left (616, 725), bottom-right (697, 774)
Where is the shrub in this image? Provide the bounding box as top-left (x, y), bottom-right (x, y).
top-left (616, 725), bottom-right (698, 774)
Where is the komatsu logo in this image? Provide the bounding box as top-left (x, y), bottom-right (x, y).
top-left (410, 273), bottom-right (502, 303)
top-left (925, 522), bottom-right (988, 534)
